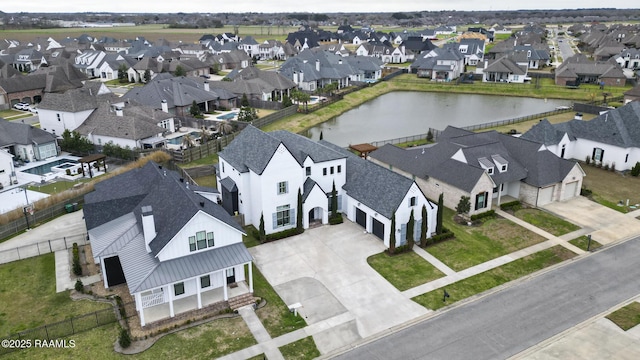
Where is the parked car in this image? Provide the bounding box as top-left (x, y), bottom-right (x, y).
top-left (27, 105), bottom-right (38, 113)
top-left (13, 102), bottom-right (29, 110)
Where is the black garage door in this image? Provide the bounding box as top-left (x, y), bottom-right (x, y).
top-left (355, 208), bottom-right (367, 228)
top-left (372, 218), bottom-right (385, 240)
top-left (104, 256), bottom-right (126, 287)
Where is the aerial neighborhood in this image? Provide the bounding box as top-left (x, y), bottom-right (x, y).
top-left (1, 7), bottom-right (640, 359)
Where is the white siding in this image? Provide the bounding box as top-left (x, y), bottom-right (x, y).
top-left (38, 108), bottom-right (93, 136)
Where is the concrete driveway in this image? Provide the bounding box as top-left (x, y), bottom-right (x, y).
top-left (541, 196), bottom-right (640, 244)
top-left (249, 221), bottom-right (429, 353)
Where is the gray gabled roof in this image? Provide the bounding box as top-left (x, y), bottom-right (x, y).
top-left (320, 140), bottom-right (431, 218)
top-left (520, 118), bottom-right (572, 146)
top-left (75, 102), bottom-right (169, 140)
top-left (219, 125), bottom-right (345, 175)
top-left (0, 119), bottom-right (57, 147)
top-left (302, 177), bottom-right (325, 203)
top-left (84, 161), bottom-right (244, 257)
top-left (122, 76), bottom-right (219, 109)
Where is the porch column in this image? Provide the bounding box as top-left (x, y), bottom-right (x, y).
top-left (248, 262), bottom-right (253, 293)
top-left (136, 293), bottom-right (146, 326)
top-left (167, 285), bottom-right (175, 318)
top-left (100, 259), bottom-right (109, 288)
top-left (222, 270), bottom-right (228, 301)
top-left (497, 184), bottom-right (502, 207)
top-left (196, 278), bottom-right (202, 309)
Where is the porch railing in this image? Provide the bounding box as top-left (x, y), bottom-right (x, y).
top-left (141, 292), bottom-right (165, 308)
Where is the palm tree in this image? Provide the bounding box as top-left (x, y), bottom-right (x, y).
top-left (200, 127), bottom-right (209, 144)
top-left (217, 122), bottom-right (233, 135)
top-left (182, 133), bottom-right (195, 148)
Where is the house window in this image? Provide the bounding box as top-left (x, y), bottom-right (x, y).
top-left (475, 192), bottom-right (488, 210)
top-left (56, 114), bottom-right (61, 121)
top-left (189, 236), bottom-right (196, 252)
top-left (337, 165), bottom-right (342, 173)
top-left (501, 165), bottom-right (507, 172)
top-left (330, 167), bottom-right (334, 174)
top-left (593, 148), bottom-right (604, 162)
top-left (487, 168), bottom-right (494, 175)
top-left (323, 168), bottom-right (327, 176)
top-left (409, 196), bottom-right (417, 207)
top-left (221, 162), bottom-right (225, 173)
top-left (306, 166), bottom-right (311, 176)
top-left (625, 154), bottom-right (629, 163)
top-left (174, 282), bottom-right (185, 296)
top-left (206, 232), bottom-right (214, 247)
top-left (196, 231), bottom-right (206, 250)
top-left (200, 275), bottom-right (211, 288)
top-left (277, 181), bottom-right (288, 194)
top-left (275, 205), bottom-right (291, 228)
top-left (513, 75), bottom-right (519, 81)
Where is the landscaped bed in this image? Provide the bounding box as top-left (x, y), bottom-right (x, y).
top-left (367, 251), bottom-right (445, 291)
top-left (412, 245), bottom-right (577, 310)
top-left (425, 208), bottom-right (547, 271)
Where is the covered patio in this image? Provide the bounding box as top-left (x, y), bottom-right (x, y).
top-left (79, 154), bottom-right (107, 178)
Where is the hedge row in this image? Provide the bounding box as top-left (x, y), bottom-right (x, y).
top-left (470, 210), bottom-right (496, 221)
top-left (265, 227), bottom-right (304, 241)
top-left (499, 200), bottom-right (522, 211)
top-left (72, 243), bottom-right (82, 276)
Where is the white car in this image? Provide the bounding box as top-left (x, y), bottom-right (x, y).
top-left (27, 105), bottom-right (38, 113)
top-left (13, 102), bottom-right (29, 110)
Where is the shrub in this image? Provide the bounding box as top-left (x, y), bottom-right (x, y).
top-left (631, 162), bottom-right (640, 177)
top-left (585, 155), bottom-right (591, 165)
top-left (329, 214), bottom-right (343, 225)
top-left (72, 243), bottom-right (82, 276)
top-left (265, 227), bottom-right (303, 241)
top-left (580, 187), bottom-right (593, 196)
top-left (470, 210), bottom-right (496, 221)
top-left (75, 279), bottom-right (84, 293)
top-left (118, 327), bottom-right (131, 348)
top-left (603, 163), bottom-right (610, 171)
top-left (500, 200), bottom-right (522, 211)
top-left (430, 228), bottom-right (455, 243)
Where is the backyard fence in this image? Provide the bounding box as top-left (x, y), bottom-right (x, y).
top-left (0, 232), bottom-right (88, 265)
top-left (0, 306), bottom-right (118, 356)
top-left (0, 193), bottom-right (85, 240)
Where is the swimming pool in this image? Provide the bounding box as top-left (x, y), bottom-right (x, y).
top-left (217, 112), bottom-right (238, 120)
top-left (167, 131), bottom-right (201, 145)
top-left (22, 159), bottom-right (79, 175)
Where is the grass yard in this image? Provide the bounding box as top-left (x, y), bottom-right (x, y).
top-left (581, 165), bottom-right (640, 213)
top-left (367, 251), bottom-right (445, 291)
top-left (178, 153), bottom-right (218, 168)
top-left (251, 264), bottom-right (308, 338)
top-left (479, 111), bottom-right (596, 135)
top-left (426, 208), bottom-right (547, 271)
top-left (242, 225), bottom-right (261, 248)
top-left (3, 316), bottom-right (257, 359)
top-left (28, 179), bottom-right (92, 195)
top-left (606, 302), bottom-right (640, 331)
top-left (412, 246), bottom-right (577, 310)
top-left (192, 174), bottom-right (217, 188)
top-left (569, 235), bottom-right (603, 251)
top-left (0, 253), bottom-right (112, 335)
top-left (278, 336), bottom-right (321, 360)
top-left (511, 208), bottom-right (580, 236)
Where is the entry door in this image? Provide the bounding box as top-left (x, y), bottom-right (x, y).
top-left (104, 256), bottom-right (126, 286)
top-left (226, 268), bottom-right (236, 284)
top-left (355, 208), bottom-right (367, 228)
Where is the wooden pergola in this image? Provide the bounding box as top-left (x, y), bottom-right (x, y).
top-left (349, 143), bottom-right (378, 159)
top-left (79, 154), bottom-right (107, 178)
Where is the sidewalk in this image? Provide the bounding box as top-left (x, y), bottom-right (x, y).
top-left (55, 249), bottom-right (102, 293)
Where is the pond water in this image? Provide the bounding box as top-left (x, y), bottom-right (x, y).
top-left (304, 91), bottom-right (571, 147)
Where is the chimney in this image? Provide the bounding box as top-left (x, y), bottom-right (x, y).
top-left (203, 81), bottom-right (210, 91)
top-left (338, 59), bottom-right (342, 65)
top-left (315, 59), bottom-right (320, 71)
top-left (293, 71), bottom-right (298, 83)
top-left (115, 107), bottom-right (123, 116)
top-left (299, 71), bottom-right (304, 83)
top-left (161, 99), bottom-right (168, 113)
top-left (141, 206), bottom-right (156, 253)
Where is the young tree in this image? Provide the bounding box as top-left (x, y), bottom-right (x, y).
top-left (420, 204), bottom-right (428, 247)
top-left (426, 129), bottom-right (434, 142)
top-left (331, 181), bottom-right (338, 218)
top-left (143, 69), bottom-right (151, 83)
top-left (174, 65), bottom-right (186, 77)
top-left (241, 93), bottom-right (250, 107)
top-left (259, 213), bottom-right (266, 243)
top-left (456, 196), bottom-right (471, 215)
top-left (406, 209), bottom-right (415, 250)
top-left (117, 63), bottom-right (129, 83)
top-left (282, 94), bottom-right (293, 107)
top-left (389, 212), bottom-right (396, 254)
top-left (297, 188), bottom-right (303, 232)
top-left (436, 193), bottom-right (444, 235)
top-left (189, 100), bottom-right (201, 117)
top-left (319, 131), bottom-right (324, 141)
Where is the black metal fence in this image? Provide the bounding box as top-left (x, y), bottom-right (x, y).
top-left (0, 306), bottom-right (118, 356)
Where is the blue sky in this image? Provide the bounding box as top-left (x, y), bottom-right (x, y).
top-left (1, 1), bottom-right (636, 14)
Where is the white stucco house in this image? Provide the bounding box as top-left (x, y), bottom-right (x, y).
top-left (217, 125), bottom-right (437, 248)
top-left (0, 119), bottom-right (59, 163)
top-left (85, 161), bottom-right (254, 327)
top-left (522, 101), bottom-right (640, 172)
top-left (371, 126), bottom-right (585, 210)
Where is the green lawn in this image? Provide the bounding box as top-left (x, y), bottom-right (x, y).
top-left (582, 165), bottom-right (640, 213)
top-left (0, 254), bottom-right (111, 335)
top-left (367, 251), bottom-right (445, 291)
top-left (192, 174), bottom-right (217, 188)
top-left (412, 246), bottom-right (577, 310)
top-left (242, 225), bottom-right (261, 248)
top-left (512, 208), bottom-right (580, 236)
top-left (425, 208), bottom-right (547, 271)
top-left (569, 235), bottom-right (603, 251)
top-left (28, 179), bottom-right (92, 194)
top-left (3, 316), bottom-right (257, 359)
top-left (179, 153), bottom-right (219, 168)
top-left (278, 336), bottom-right (321, 360)
top-left (252, 264), bottom-right (307, 338)
top-left (606, 302), bottom-right (640, 331)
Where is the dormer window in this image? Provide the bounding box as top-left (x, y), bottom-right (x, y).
top-left (491, 154), bottom-right (509, 173)
top-left (487, 168), bottom-right (494, 175)
top-left (478, 157), bottom-right (494, 175)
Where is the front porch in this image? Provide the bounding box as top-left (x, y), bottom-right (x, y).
top-left (141, 281), bottom-right (251, 326)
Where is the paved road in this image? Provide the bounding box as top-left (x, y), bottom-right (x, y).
top-left (332, 237), bottom-right (640, 360)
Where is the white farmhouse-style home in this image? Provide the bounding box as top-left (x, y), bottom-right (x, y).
top-left (85, 161), bottom-right (254, 327)
top-left (217, 125), bottom-right (437, 248)
top-left (521, 101), bottom-right (640, 171)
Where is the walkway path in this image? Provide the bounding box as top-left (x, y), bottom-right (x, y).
top-left (54, 249), bottom-right (102, 293)
top-left (236, 306), bottom-right (284, 360)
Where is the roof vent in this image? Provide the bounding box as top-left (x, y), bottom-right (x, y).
top-left (199, 201), bottom-right (205, 207)
top-left (180, 178), bottom-right (184, 182)
top-left (158, 165), bottom-right (163, 169)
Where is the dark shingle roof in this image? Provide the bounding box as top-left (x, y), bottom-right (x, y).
top-left (0, 119), bottom-right (57, 147)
